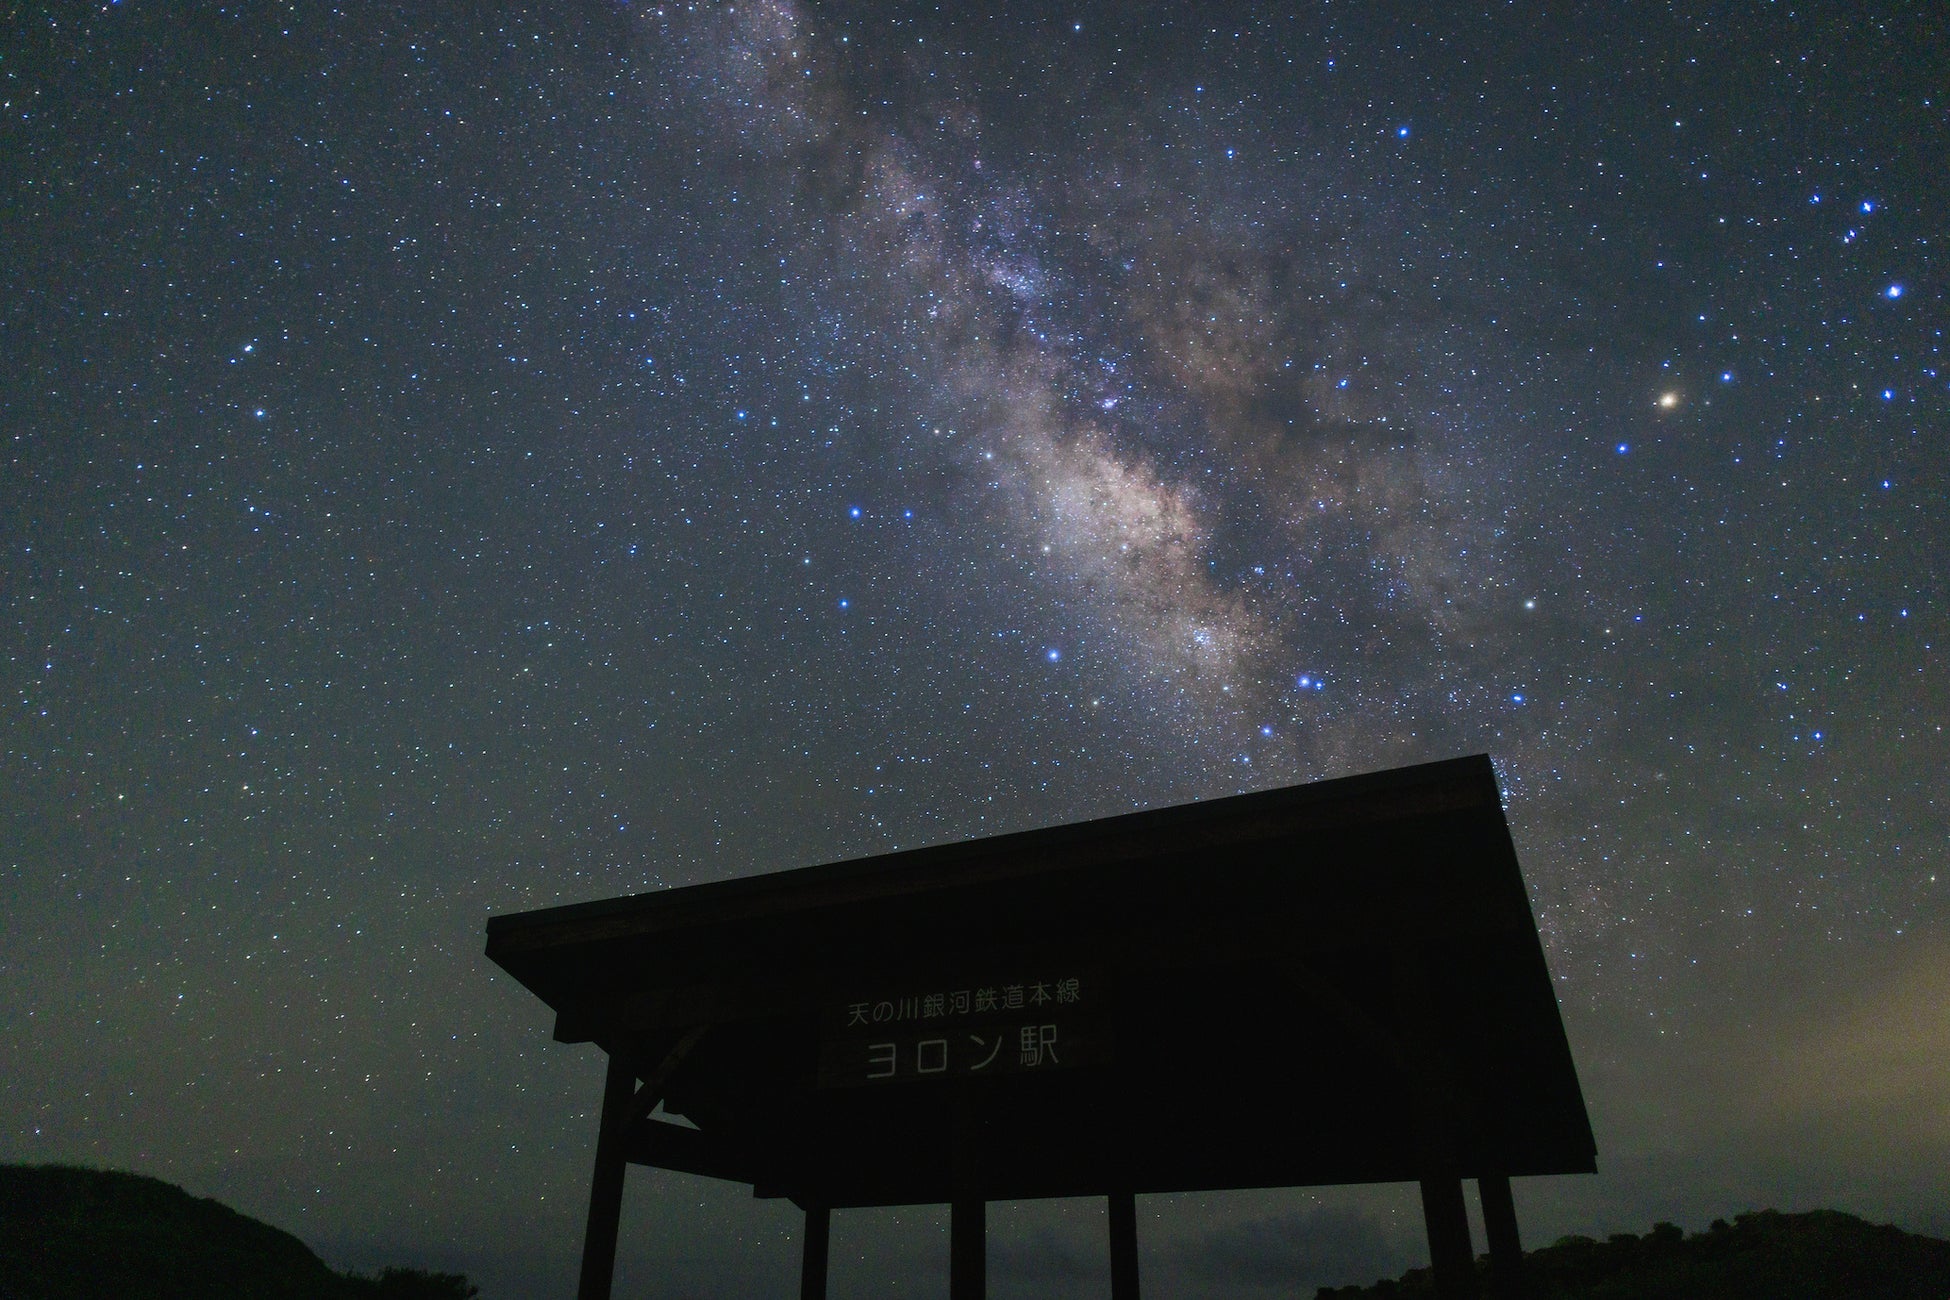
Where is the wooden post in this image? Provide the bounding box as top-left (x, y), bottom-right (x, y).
top-left (950, 1090), bottom-right (985, 1300)
top-left (800, 1203), bottom-right (831, 1300)
top-left (1478, 1174), bottom-right (1525, 1299)
top-left (1108, 1188), bottom-right (1140, 1300)
top-left (577, 1050), bottom-right (636, 1300)
top-left (1394, 941), bottom-right (1478, 1300)
top-left (1419, 1174), bottom-right (1478, 1300)
top-left (951, 1197), bottom-right (986, 1300)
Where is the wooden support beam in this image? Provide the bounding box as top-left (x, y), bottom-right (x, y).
top-left (800, 1203), bottom-right (831, 1300)
top-left (1419, 1174), bottom-right (1479, 1300)
top-left (1108, 1188), bottom-right (1140, 1300)
top-left (577, 1051), bottom-right (636, 1300)
top-left (951, 1196), bottom-right (985, 1300)
top-left (624, 1025), bottom-right (709, 1129)
top-left (576, 1029), bottom-right (708, 1300)
top-left (1394, 941), bottom-right (1478, 1300)
top-left (1479, 1174), bottom-right (1526, 1299)
top-left (951, 1091), bottom-right (985, 1300)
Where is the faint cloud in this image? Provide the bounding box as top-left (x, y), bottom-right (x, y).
top-left (1749, 936), bottom-right (1950, 1143)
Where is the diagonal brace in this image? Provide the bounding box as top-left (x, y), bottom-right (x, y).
top-left (622, 1024), bottom-right (709, 1130)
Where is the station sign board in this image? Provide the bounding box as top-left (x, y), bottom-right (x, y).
top-left (816, 969), bottom-right (1110, 1088)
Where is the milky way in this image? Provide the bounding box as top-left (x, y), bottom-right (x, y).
top-left (641, 0), bottom-right (1707, 950)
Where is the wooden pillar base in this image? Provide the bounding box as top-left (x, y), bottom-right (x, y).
top-left (1479, 1174), bottom-right (1525, 1299)
top-left (950, 1086), bottom-right (985, 1300)
top-left (577, 1052), bottom-right (636, 1300)
top-left (1419, 1174), bottom-right (1478, 1300)
top-left (950, 1196), bottom-right (985, 1300)
top-left (800, 1203), bottom-right (831, 1300)
top-left (1109, 1189), bottom-right (1139, 1300)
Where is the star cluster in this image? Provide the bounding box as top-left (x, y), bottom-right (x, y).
top-left (2, 1), bottom-right (1945, 1294)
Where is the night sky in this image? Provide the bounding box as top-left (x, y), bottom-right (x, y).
top-left (3, 1), bottom-right (1945, 1295)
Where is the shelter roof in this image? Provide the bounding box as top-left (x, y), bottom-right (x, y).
top-left (487, 755), bottom-right (1595, 1207)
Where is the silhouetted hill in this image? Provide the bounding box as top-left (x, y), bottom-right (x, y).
top-left (1318, 1209), bottom-right (1950, 1299)
top-left (0, 1166), bottom-right (475, 1300)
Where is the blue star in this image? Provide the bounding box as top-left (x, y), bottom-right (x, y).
top-left (1045, 648), bottom-right (1061, 662)
top-left (1886, 284), bottom-right (1904, 299)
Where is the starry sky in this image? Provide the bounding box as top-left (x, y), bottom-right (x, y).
top-left (3, 1), bottom-right (1946, 1295)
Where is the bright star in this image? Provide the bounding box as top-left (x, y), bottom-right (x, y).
top-left (1887, 284), bottom-right (1904, 298)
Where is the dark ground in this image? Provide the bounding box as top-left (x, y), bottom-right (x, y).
top-left (8, 1164), bottom-right (1949, 1300)
top-left (0, 1165), bottom-right (475, 1300)
top-left (1320, 1207), bottom-right (1950, 1299)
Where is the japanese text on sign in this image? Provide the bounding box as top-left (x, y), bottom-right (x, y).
top-left (818, 972), bottom-right (1108, 1088)
top-left (843, 977), bottom-right (1083, 1029)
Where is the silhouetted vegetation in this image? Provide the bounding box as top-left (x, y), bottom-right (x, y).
top-left (0, 1166), bottom-right (476, 1300)
top-left (1318, 1209), bottom-right (1950, 1299)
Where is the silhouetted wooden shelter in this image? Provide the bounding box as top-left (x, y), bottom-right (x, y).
top-left (486, 755), bottom-right (1595, 1299)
